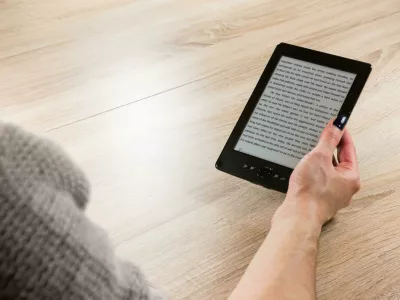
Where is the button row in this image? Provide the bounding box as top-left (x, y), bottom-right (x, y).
top-left (242, 164), bottom-right (286, 181)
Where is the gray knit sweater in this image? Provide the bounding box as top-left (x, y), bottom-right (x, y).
top-left (0, 123), bottom-right (165, 300)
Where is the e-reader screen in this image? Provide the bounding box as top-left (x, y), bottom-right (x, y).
top-left (234, 56), bottom-right (357, 169)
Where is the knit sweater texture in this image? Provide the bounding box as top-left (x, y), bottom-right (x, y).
top-left (0, 123), bottom-right (165, 300)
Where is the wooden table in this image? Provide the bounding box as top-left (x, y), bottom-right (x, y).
top-left (1, 0), bottom-right (400, 299)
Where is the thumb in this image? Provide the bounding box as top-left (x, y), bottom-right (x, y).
top-left (316, 115), bottom-right (348, 154)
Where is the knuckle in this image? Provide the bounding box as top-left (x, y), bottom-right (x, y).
top-left (326, 128), bottom-right (341, 145)
top-left (310, 150), bottom-right (330, 160)
top-left (350, 176), bottom-right (361, 192)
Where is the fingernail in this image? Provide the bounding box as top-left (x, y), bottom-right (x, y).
top-left (333, 115), bottom-right (348, 130)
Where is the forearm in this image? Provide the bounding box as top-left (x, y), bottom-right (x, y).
top-left (229, 206), bottom-right (321, 300)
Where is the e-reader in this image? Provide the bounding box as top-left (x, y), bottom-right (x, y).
top-left (216, 43), bottom-right (371, 193)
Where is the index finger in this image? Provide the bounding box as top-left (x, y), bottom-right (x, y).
top-left (337, 128), bottom-right (359, 171)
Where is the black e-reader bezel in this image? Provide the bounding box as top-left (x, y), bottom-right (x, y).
top-left (215, 43), bottom-right (372, 193)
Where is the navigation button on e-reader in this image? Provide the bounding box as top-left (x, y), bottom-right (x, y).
top-left (279, 177), bottom-right (286, 181)
top-left (273, 174), bottom-right (280, 179)
top-left (257, 168), bottom-right (265, 178)
top-left (242, 163), bottom-right (250, 169)
top-left (249, 166), bottom-right (257, 171)
top-left (263, 167), bottom-right (273, 175)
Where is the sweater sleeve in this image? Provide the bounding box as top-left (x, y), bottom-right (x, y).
top-left (0, 123), bottom-right (165, 300)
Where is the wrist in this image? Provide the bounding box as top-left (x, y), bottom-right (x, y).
top-left (272, 198), bottom-right (323, 238)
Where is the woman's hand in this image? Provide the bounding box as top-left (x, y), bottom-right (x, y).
top-left (276, 117), bottom-right (361, 227)
top-left (229, 117), bottom-right (361, 300)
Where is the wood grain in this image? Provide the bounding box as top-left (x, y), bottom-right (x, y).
top-left (1, 0), bottom-right (400, 299)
